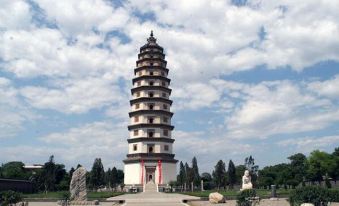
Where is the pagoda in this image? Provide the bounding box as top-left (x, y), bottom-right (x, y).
top-left (123, 31), bottom-right (177, 191)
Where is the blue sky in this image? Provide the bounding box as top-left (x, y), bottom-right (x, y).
top-left (0, 0), bottom-right (339, 173)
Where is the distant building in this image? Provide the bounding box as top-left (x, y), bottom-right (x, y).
top-left (0, 179), bottom-right (34, 193)
top-left (23, 164), bottom-right (43, 175)
top-left (123, 31), bottom-right (177, 190)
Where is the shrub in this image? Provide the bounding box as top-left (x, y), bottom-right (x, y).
top-left (288, 186), bottom-right (330, 206)
top-left (329, 189), bottom-right (339, 203)
top-left (0, 190), bottom-right (23, 205)
top-left (237, 189), bottom-right (258, 206)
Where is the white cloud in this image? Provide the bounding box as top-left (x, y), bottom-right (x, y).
top-left (308, 75), bottom-right (339, 99)
top-left (34, 0), bottom-right (130, 35)
top-left (20, 77), bottom-right (125, 114)
top-left (172, 82), bottom-right (221, 110)
top-left (278, 135), bottom-right (339, 153)
top-left (173, 129), bottom-right (254, 171)
top-left (0, 121), bottom-right (127, 169)
top-left (0, 0), bottom-right (31, 30)
top-left (0, 77), bottom-right (37, 138)
top-left (224, 80), bottom-right (339, 139)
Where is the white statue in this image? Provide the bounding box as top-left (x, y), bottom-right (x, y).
top-left (241, 170), bottom-right (253, 191)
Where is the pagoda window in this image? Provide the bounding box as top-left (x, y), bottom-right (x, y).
top-left (136, 92), bottom-right (140, 97)
top-left (148, 92), bottom-right (154, 97)
top-left (163, 129), bottom-right (168, 136)
top-left (135, 103), bottom-right (140, 109)
top-left (163, 117), bottom-right (168, 123)
top-left (150, 55), bottom-right (153, 58)
top-left (163, 104), bottom-right (168, 110)
top-left (137, 81), bottom-right (141, 86)
top-left (164, 145), bottom-right (169, 151)
top-left (138, 71), bottom-right (142, 76)
top-left (161, 81), bottom-right (166, 87)
top-left (148, 117), bottom-right (154, 124)
top-left (147, 129), bottom-right (155, 138)
top-left (162, 92), bottom-right (167, 98)
top-left (149, 104), bottom-right (154, 110)
top-left (149, 81), bottom-right (154, 86)
top-left (133, 130), bottom-right (139, 136)
top-left (161, 71), bottom-right (165, 76)
top-left (134, 116), bottom-right (139, 122)
top-left (150, 71), bottom-right (154, 76)
top-left (150, 62), bottom-right (153, 66)
top-left (148, 146), bottom-right (154, 153)
top-left (133, 144), bottom-right (137, 151)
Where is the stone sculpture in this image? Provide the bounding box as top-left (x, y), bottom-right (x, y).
top-left (70, 167), bottom-right (87, 201)
top-left (209, 192), bottom-right (225, 204)
top-left (241, 170), bottom-right (253, 191)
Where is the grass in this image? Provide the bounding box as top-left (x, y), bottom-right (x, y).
top-left (23, 191), bottom-right (125, 200)
top-left (178, 189), bottom-right (292, 199)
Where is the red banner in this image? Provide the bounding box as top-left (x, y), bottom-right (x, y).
top-left (141, 159), bottom-right (144, 185)
top-left (158, 160), bottom-right (162, 184)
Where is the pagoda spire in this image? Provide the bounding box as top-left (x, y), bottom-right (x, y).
top-left (147, 30), bottom-right (156, 43)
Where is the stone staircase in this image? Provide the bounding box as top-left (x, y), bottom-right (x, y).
top-left (144, 181), bottom-right (157, 192)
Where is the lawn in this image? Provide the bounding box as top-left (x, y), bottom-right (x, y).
top-left (178, 189), bottom-right (292, 199)
top-left (23, 191), bottom-right (124, 200)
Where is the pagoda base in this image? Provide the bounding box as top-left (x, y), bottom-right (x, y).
top-left (124, 161), bottom-right (176, 186)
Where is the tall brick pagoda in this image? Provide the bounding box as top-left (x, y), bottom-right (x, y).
top-left (123, 31), bottom-right (177, 191)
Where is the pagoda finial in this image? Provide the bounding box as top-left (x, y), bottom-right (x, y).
top-left (147, 30), bottom-right (156, 43)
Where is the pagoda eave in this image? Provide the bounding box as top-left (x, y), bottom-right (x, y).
top-left (132, 75), bottom-right (171, 84)
top-left (136, 58), bottom-right (167, 64)
top-left (138, 51), bottom-right (165, 58)
top-left (127, 137), bottom-right (175, 143)
top-left (129, 110), bottom-right (173, 117)
top-left (131, 86), bottom-right (172, 94)
top-left (128, 123), bottom-right (174, 130)
top-left (140, 44), bottom-right (164, 52)
top-left (129, 97), bottom-right (173, 106)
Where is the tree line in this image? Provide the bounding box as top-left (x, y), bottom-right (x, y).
top-left (1, 147), bottom-right (338, 192)
top-left (0, 156), bottom-right (124, 193)
top-left (176, 147), bottom-right (339, 191)
top-left (176, 156), bottom-right (257, 191)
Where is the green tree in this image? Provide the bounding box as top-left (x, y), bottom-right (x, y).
top-left (1, 161), bottom-right (29, 180)
top-left (185, 162), bottom-right (194, 187)
top-left (116, 169), bottom-right (124, 184)
top-left (177, 161), bottom-right (186, 188)
top-left (244, 156), bottom-right (259, 187)
top-left (212, 160), bottom-right (226, 190)
top-left (89, 158), bottom-right (105, 189)
top-left (69, 167), bottom-right (75, 180)
top-left (258, 167), bottom-right (275, 189)
top-left (111, 167), bottom-right (119, 188)
top-left (105, 168), bottom-right (112, 187)
top-left (235, 165), bottom-right (246, 185)
top-left (192, 157), bottom-right (201, 187)
top-left (330, 147), bottom-right (339, 184)
top-left (228, 160), bottom-right (236, 189)
top-left (288, 153), bottom-right (307, 185)
top-left (42, 155), bottom-right (57, 192)
top-left (201, 172), bottom-right (214, 190)
top-left (201, 172), bottom-right (212, 182)
top-left (307, 150), bottom-right (336, 184)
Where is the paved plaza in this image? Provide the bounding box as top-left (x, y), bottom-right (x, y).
top-left (107, 190), bottom-right (200, 206)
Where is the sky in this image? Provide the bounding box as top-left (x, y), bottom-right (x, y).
top-left (0, 0), bottom-right (339, 173)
